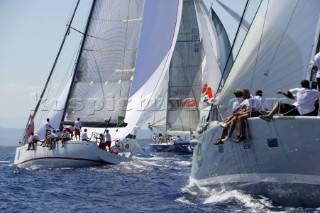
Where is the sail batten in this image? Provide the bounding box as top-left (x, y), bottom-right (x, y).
top-left (64, 0), bottom-right (144, 124)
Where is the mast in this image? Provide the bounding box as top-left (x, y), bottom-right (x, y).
top-left (59, 0), bottom-right (96, 129)
top-left (31, 0), bottom-right (80, 122)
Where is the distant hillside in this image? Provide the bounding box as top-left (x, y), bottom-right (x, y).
top-left (0, 128), bottom-right (24, 146)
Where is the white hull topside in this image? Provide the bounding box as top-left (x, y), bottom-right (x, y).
top-left (191, 116), bottom-right (320, 207)
top-left (14, 140), bottom-right (132, 169)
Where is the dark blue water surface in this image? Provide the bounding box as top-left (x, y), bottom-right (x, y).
top-left (0, 146), bottom-right (317, 212)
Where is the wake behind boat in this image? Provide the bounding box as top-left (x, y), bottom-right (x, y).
top-left (191, 0), bottom-right (320, 207)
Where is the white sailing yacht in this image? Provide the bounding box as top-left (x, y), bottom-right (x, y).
top-left (191, 0), bottom-right (320, 207)
top-left (147, 0), bottom-right (233, 154)
top-left (14, 0), bottom-right (145, 168)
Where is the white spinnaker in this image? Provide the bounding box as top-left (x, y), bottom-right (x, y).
top-left (36, 78), bottom-right (72, 138)
top-left (109, 0), bottom-right (183, 140)
top-left (219, 0), bottom-right (320, 110)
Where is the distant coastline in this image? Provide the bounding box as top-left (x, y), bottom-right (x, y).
top-left (0, 128), bottom-right (24, 146)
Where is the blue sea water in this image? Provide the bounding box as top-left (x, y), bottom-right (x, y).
top-left (0, 146), bottom-right (317, 212)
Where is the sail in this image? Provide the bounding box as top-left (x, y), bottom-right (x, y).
top-left (166, 0), bottom-right (202, 132)
top-left (64, 0), bottom-right (144, 125)
top-left (194, 0), bottom-right (223, 128)
top-left (36, 78), bottom-right (72, 138)
top-left (210, 7), bottom-right (233, 81)
top-left (219, 0), bottom-right (320, 111)
top-left (109, 0), bottom-right (183, 140)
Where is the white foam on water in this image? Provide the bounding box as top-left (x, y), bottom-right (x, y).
top-left (174, 160), bottom-right (191, 166)
top-left (175, 196), bottom-right (196, 206)
top-left (203, 189), bottom-right (276, 212)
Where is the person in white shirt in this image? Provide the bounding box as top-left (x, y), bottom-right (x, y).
top-left (48, 130), bottom-right (58, 150)
top-left (215, 88), bottom-right (243, 145)
top-left (254, 90), bottom-right (268, 111)
top-left (41, 130), bottom-right (52, 147)
top-left (61, 129), bottom-right (71, 148)
top-left (314, 51), bottom-right (320, 91)
top-left (232, 89), bottom-right (262, 143)
top-left (45, 118), bottom-right (54, 137)
top-left (55, 129), bottom-right (62, 140)
top-left (104, 129), bottom-right (112, 151)
top-left (81, 129), bottom-right (89, 141)
top-left (27, 132), bottom-right (40, 151)
top-left (74, 118), bottom-right (82, 141)
top-left (260, 80), bottom-right (320, 122)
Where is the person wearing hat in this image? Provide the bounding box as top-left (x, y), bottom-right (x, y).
top-left (214, 88), bottom-right (243, 145)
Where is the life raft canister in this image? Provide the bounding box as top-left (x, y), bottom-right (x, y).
top-left (125, 144), bottom-right (130, 149)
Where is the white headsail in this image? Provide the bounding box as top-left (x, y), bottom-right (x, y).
top-left (109, 0), bottom-right (183, 140)
top-left (36, 78), bottom-right (72, 138)
top-left (210, 7), bottom-right (233, 82)
top-left (219, 0), bottom-right (320, 110)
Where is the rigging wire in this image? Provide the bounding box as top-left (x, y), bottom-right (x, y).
top-left (31, 0), bottom-right (81, 123)
top-left (215, 0), bottom-right (251, 95)
top-left (35, 0), bottom-right (81, 128)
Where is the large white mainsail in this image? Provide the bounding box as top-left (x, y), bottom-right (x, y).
top-left (64, 0), bottom-right (144, 126)
top-left (166, 0), bottom-right (203, 132)
top-left (219, 0), bottom-right (320, 110)
top-left (144, 0), bottom-right (223, 133)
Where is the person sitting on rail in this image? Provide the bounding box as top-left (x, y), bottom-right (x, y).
top-left (27, 132), bottom-right (41, 151)
top-left (259, 80), bottom-right (320, 122)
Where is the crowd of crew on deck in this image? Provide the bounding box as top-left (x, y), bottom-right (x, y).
top-left (215, 79), bottom-right (320, 145)
top-left (214, 51), bottom-right (320, 145)
top-left (26, 117), bottom-right (113, 152)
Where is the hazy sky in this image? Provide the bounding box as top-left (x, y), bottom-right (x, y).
top-left (0, 0), bottom-right (260, 128)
